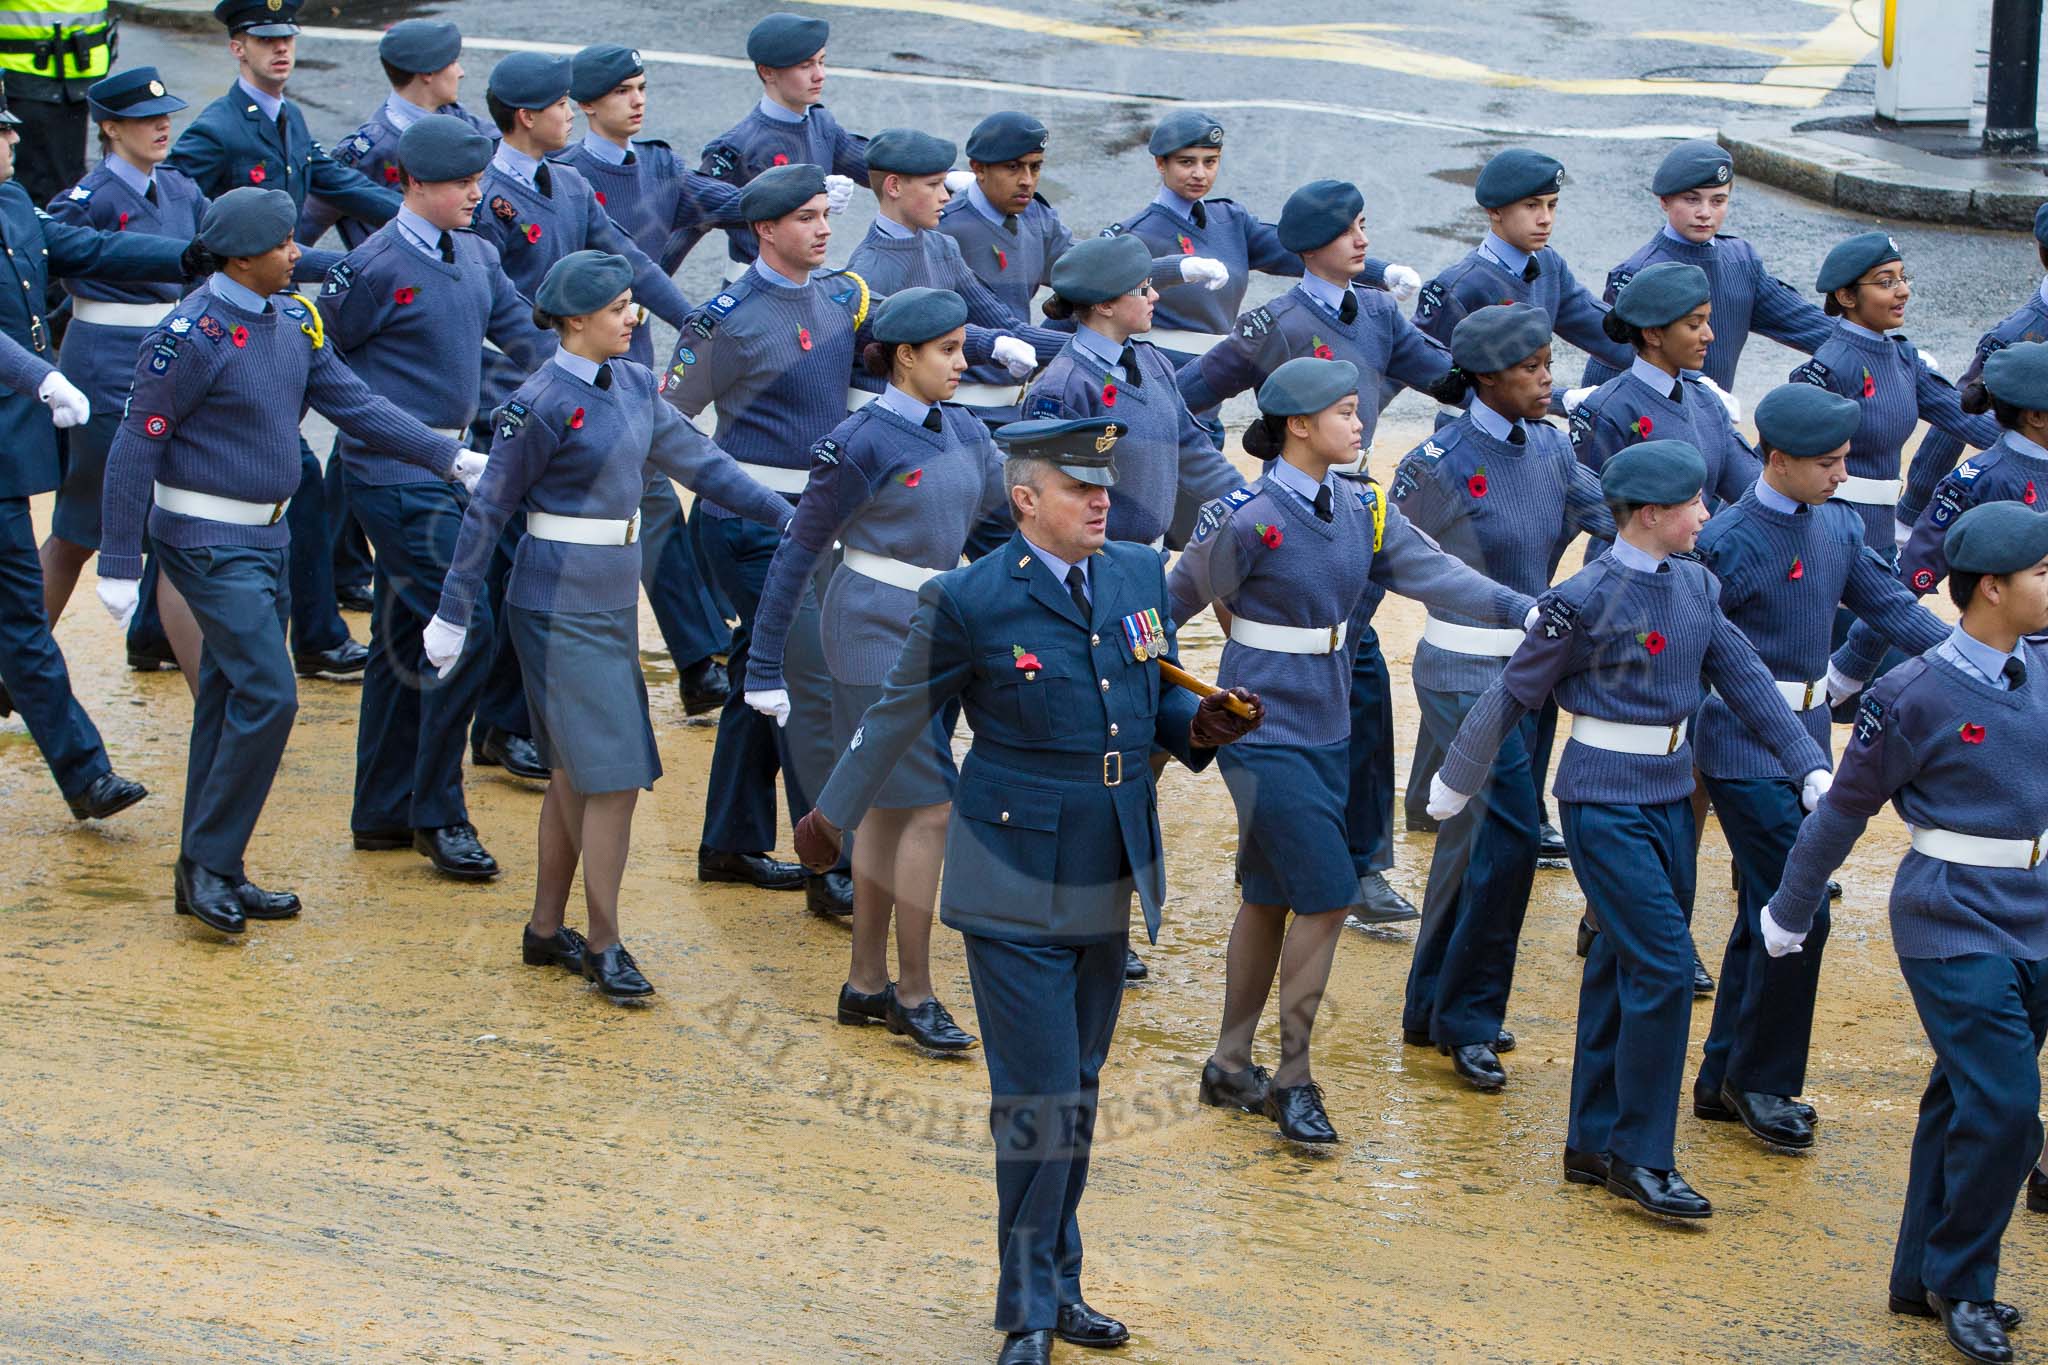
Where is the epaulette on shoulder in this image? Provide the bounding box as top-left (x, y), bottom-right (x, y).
top-left (689, 274), bottom-right (756, 338)
top-left (1190, 485), bottom-right (1257, 542)
top-left (632, 137), bottom-right (672, 152)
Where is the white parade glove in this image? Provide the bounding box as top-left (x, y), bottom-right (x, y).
top-left (1894, 517), bottom-right (1914, 549)
top-left (422, 613), bottom-right (467, 678)
top-left (95, 576), bottom-right (139, 629)
top-left (1824, 665), bottom-right (1863, 709)
top-left (1523, 603), bottom-right (1540, 631)
top-left (37, 370), bottom-right (88, 429)
top-left (990, 335), bottom-right (1037, 380)
top-left (451, 449), bottom-right (488, 494)
top-left (822, 173), bottom-right (856, 215)
top-left (1382, 263), bottom-right (1422, 305)
top-left (1800, 767), bottom-right (1833, 813)
top-left (1561, 385), bottom-right (1598, 414)
top-left (1425, 772), bottom-right (1471, 822)
top-left (943, 170), bottom-right (974, 195)
top-left (745, 687), bottom-right (791, 727)
top-left (1696, 374), bottom-right (1742, 426)
top-left (1760, 902), bottom-right (1806, 957)
top-left (1180, 256), bottom-right (1230, 292)
top-left (1919, 348), bottom-right (1940, 372)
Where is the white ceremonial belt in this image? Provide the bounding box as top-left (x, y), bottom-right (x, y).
top-left (1145, 327), bottom-right (1228, 355)
top-left (953, 382), bottom-right (1026, 408)
top-left (843, 547), bottom-right (944, 591)
top-left (73, 299), bottom-right (174, 328)
top-left (1831, 475), bottom-right (1902, 506)
top-left (1229, 616), bottom-right (1347, 655)
top-left (1568, 713), bottom-right (1688, 756)
top-left (736, 461), bottom-right (810, 495)
top-left (1909, 825), bottom-right (2048, 871)
top-left (526, 509), bottom-right (640, 545)
top-left (1708, 678), bottom-right (1828, 712)
top-left (1422, 614), bottom-right (1524, 657)
top-left (846, 387), bottom-right (880, 412)
top-left (430, 427), bottom-right (467, 441)
top-left (153, 481), bottom-right (287, 526)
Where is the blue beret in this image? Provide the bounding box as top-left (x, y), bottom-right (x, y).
top-left (1276, 179), bottom-right (1364, 254)
top-left (378, 20), bottom-right (461, 75)
top-left (1450, 303), bottom-right (1552, 374)
top-left (1601, 439), bottom-right (1707, 505)
top-left (397, 114), bottom-right (494, 183)
top-left (1652, 139), bottom-right (1733, 196)
top-left (865, 128), bottom-right (957, 177)
top-left (198, 186), bottom-right (296, 256)
top-left (1148, 110), bottom-right (1224, 157)
top-left (871, 287), bottom-right (968, 345)
top-left (1256, 356), bottom-right (1360, 418)
top-left (488, 52), bottom-right (571, 110)
top-left (1476, 149), bottom-right (1565, 209)
top-left (737, 162), bottom-right (827, 222)
top-left (1815, 230), bottom-right (1902, 294)
top-left (1754, 382), bottom-right (1861, 458)
top-left (536, 250), bottom-right (634, 318)
top-left (966, 111), bottom-right (1048, 164)
top-left (1611, 261), bottom-right (1711, 328)
top-left (1980, 339), bottom-right (2048, 411)
top-left (1049, 234), bottom-right (1152, 305)
top-left (571, 43), bottom-right (644, 103)
top-left (214, 0), bottom-right (298, 36)
top-left (2035, 201), bottom-right (2048, 248)
top-left (992, 417), bottom-right (1125, 487)
top-left (86, 67), bottom-right (186, 122)
top-left (1945, 499), bottom-right (2048, 574)
top-left (747, 13), bottom-right (828, 68)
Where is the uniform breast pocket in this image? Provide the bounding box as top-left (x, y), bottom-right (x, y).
top-left (952, 778), bottom-right (1063, 910)
top-left (982, 648), bottom-right (1056, 738)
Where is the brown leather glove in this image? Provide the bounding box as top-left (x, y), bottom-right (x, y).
top-left (793, 808), bottom-right (843, 872)
top-left (1190, 687), bottom-right (1265, 748)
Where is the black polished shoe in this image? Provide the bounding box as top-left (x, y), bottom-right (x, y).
top-left (1443, 1041), bottom-right (1506, 1092)
top-left (697, 846), bottom-right (805, 890)
top-left (352, 826), bottom-right (412, 851)
top-left (1353, 870), bottom-right (1420, 924)
top-left (1718, 1083), bottom-right (1814, 1149)
top-left (1494, 1029), bottom-right (1516, 1053)
top-left (414, 823), bottom-right (500, 881)
top-left (1124, 945), bottom-right (1148, 980)
top-left (1604, 1160), bottom-right (1712, 1219)
top-left (472, 727), bottom-right (549, 782)
top-left (1890, 1292), bottom-right (2023, 1330)
top-left (1563, 1146), bottom-right (1610, 1187)
top-left (1264, 1081), bottom-right (1339, 1144)
top-left (336, 581), bottom-right (375, 614)
top-left (522, 923), bottom-right (589, 975)
top-left (1575, 916), bottom-right (1596, 958)
top-left (837, 981), bottom-right (893, 1025)
top-left (1826, 878), bottom-right (1844, 901)
top-left (1537, 820), bottom-right (1569, 863)
top-left (1926, 1292), bottom-right (2015, 1364)
top-left (173, 857), bottom-right (245, 935)
top-left (126, 637), bottom-right (181, 672)
top-left (583, 942), bottom-right (654, 1001)
top-left (2029, 1166), bottom-right (2048, 1213)
top-left (66, 771), bottom-right (147, 821)
top-left (677, 657), bottom-right (730, 717)
top-left (806, 870), bottom-right (853, 917)
top-left (1055, 1299), bottom-right (1129, 1349)
top-left (1692, 952), bottom-right (1716, 996)
top-left (888, 992), bottom-right (976, 1052)
top-left (1693, 1080), bottom-right (1816, 1126)
top-left (233, 879), bottom-right (300, 919)
top-left (996, 1329), bottom-right (1054, 1365)
top-left (1199, 1058), bottom-right (1273, 1113)
top-left (294, 638), bottom-right (370, 681)
top-left (1405, 806), bottom-right (1440, 834)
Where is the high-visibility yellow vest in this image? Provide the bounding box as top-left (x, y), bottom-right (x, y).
top-left (0, 1), bottom-right (113, 100)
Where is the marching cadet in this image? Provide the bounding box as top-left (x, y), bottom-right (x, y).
top-left (320, 115), bottom-right (552, 881)
top-left (694, 12), bottom-right (862, 273)
top-left (424, 251), bottom-right (793, 1000)
top-left (746, 287), bottom-right (1006, 1052)
top-left (1763, 500), bottom-right (2048, 1365)
top-left (1178, 177), bottom-right (1454, 923)
top-left (1169, 357), bottom-right (1533, 1142)
top-left (1427, 438), bottom-right (1830, 1222)
top-left (788, 416), bottom-right (1263, 1365)
top-left (1690, 384), bottom-right (1947, 1152)
top-left (1391, 305), bottom-right (1615, 1091)
top-left (661, 162), bottom-right (869, 916)
top-left (168, 0), bottom-right (406, 684)
top-left (1579, 140), bottom-right (1830, 391)
top-left (97, 187), bottom-right (485, 936)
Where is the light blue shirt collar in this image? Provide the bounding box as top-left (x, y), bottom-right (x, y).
top-left (237, 77), bottom-right (283, 125)
top-left (551, 346), bottom-right (604, 386)
top-left (968, 181), bottom-right (1006, 226)
top-left (1020, 534), bottom-right (1089, 600)
top-left (383, 90), bottom-right (435, 132)
top-left (391, 206), bottom-right (444, 258)
top-left (207, 272), bottom-right (269, 313)
top-left (1468, 397), bottom-right (1526, 444)
top-left (1630, 355), bottom-right (1682, 397)
top-left (756, 95), bottom-right (807, 125)
top-left (749, 258), bottom-right (809, 291)
top-left (103, 153), bottom-right (153, 198)
top-left (875, 384), bottom-right (933, 425)
top-left (1753, 477), bottom-right (1806, 515)
top-left (1660, 224), bottom-right (1712, 247)
top-left (579, 131), bottom-right (630, 166)
top-left (1480, 231), bottom-right (1532, 276)
top-left (1073, 322), bottom-right (1126, 376)
top-left (872, 213), bottom-right (915, 240)
top-left (1152, 185), bottom-right (1200, 226)
top-left (2005, 430), bottom-right (2048, 462)
top-left (1841, 319), bottom-right (1891, 342)
top-left (1268, 457), bottom-right (1333, 508)
top-left (1940, 624), bottom-right (2021, 690)
top-left (1297, 272), bottom-right (1350, 317)
top-left (1608, 538), bottom-right (1667, 573)
top-left (491, 141), bottom-right (543, 191)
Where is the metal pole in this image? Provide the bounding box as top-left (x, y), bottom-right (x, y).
top-left (1984, 0), bottom-right (2043, 153)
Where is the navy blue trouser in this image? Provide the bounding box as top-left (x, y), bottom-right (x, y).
top-left (1697, 775), bottom-right (1830, 1099)
top-left (1561, 798), bottom-right (1698, 1169)
top-left (348, 476), bottom-right (490, 833)
top-left (637, 476), bottom-right (729, 670)
top-left (1344, 624), bottom-right (1396, 875)
top-left (963, 932), bottom-right (1127, 1333)
top-left (694, 507), bottom-right (836, 854)
top-left (323, 443), bottom-right (374, 589)
top-left (158, 542), bottom-right (297, 880)
top-left (1403, 688), bottom-right (1540, 1047)
top-left (127, 551), bottom-right (171, 657)
top-left (471, 517), bottom-right (532, 743)
top-left (285, 439), bottom-right (349, 655)
top-left (0, 496), bottom-right (109, 800)
top-left (1890, 954), bottom-right (2048, 1304)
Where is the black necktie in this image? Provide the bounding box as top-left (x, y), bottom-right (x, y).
top-left (1508, 424), bottom-right (1526, 446)
top-left (1338, 291), bottom-right (1357, 325)
top-left (437, 231), bottom-right (455, 264)
top-left (1313, 484), bottom-right (1333, 522)
top-left (2006, 656), bottom-right (2028, 689)
top-left (534, 161), bottom-right (553, 198)
top-left (1670, 381), bottom-right (1683, 403)
top-left (922, 408), bottom-right (942, 433)
top-left (624, 150), bottom-right (636, 166)
top-left (595, 363), bottom-right (613, 390)
top-left (1118, 345), bottom-right (1142, 388)
top-left (1065, 565), bottom-right (1091, 619)
top-left (143, 181), bottom-right (158, 206)
top-left (1190, 200), bottom-right (1207, 230)
top-left (1002, 212), bottom-right (1019, 235)
top-left (276, 108), bottom-right (289, 150)
top-left (1522, 257), bottom-right (1539, 284)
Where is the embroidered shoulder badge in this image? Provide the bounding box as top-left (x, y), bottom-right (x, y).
top-left (321, 262), bottom-right (354, 296)
top-left (1790, 357), bottom-right (1832, 387)
top-left (496, 400), bottom-right (529, 442)
top-left (1236, 306), bottom-right (1275, 342)
top-left (166, 315), bottom-right (193, 336)
top-left (813, 437), bottom-right (842, 466)
top-left (1930, 487), bottom-right (1964, 528)
top-left (1414, 280), bottom-right (1445, 324)
top-left (1854, 692), bottom-right (1886, 746)
top-left (196, 314), bottom-right (224, 342)
top-left (1567, 405), bottom-right (1596, 448)
top-left (1540, 595), bottom-right (1578, 639)
top-left (66, 185), bottom-right (90, 202)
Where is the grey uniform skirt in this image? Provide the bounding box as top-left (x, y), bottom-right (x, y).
top-left (506, 603), bottom-right (661, 794)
